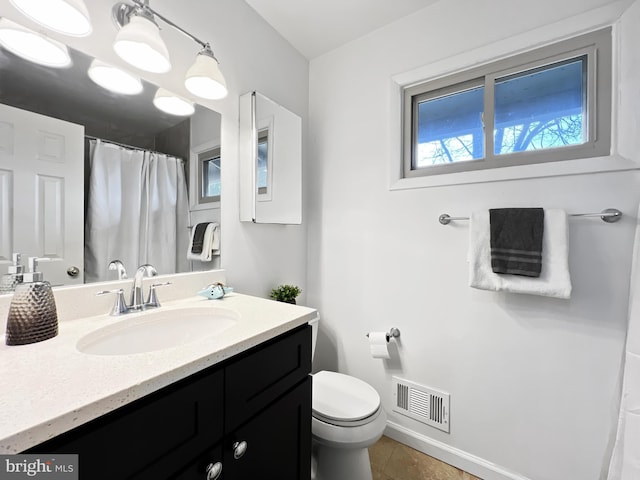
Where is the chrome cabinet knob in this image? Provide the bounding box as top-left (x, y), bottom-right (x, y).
top-left (232, 440), bottom-right (248, 459)
top-left (205, 461), bottom-right (222, 480)
top-left (67, 266), bottom-right (80, 277)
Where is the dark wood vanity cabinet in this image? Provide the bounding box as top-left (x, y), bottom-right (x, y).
top-left (28, 325), bottom-right (312, 480)
top-left (177, 378), bottom-right (311, 480)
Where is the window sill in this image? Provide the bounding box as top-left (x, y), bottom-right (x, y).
top-left (190, 201), bottom-right (220, 212)
top-left (389, 154), bottom-right (640, 190)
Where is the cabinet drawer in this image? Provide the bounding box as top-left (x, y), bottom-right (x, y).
top-left (225, 325), bottom-right (311, 432)
top-left (29, 367), bottom-right (224, 480)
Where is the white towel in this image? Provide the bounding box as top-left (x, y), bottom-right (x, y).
top-left (187, 222), bottom-right (220, 262)
top-left (468, 209), bottom-right (572, 299)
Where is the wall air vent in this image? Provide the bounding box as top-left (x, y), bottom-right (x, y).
top-left (392, 376), bottom-right (450, 433)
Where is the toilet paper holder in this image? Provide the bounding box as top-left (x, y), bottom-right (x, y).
top-left (366, 328), bottom-right (400, 342)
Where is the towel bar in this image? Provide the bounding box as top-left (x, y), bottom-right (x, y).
top-left (438, 208), bottom-right (622, 225)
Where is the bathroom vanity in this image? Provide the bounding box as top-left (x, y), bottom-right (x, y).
top-left (29, 325), bottom-right (311, 479)
top-left (0, 275), bottom-right (315, 480)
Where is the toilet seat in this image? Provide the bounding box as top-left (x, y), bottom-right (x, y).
top-left (313, 371), bottom-right (381, 427)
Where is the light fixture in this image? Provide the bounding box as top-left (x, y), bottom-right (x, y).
top-left (185, 45), bottom-right (227, 100)
top-left (153, 88), bottom-right (195, 116)
top-left (113, 4), bottom-right (170, 74)
top-left (88, 59), bottom-right (143, 95)
top-left (9, 0), bottom-right (92, 36)
top-left (113, 1), bottom-right (228, 99)
top-left (0, 17), bottom-right (71, 68)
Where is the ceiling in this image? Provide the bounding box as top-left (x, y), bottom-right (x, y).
top-left (244, 0), bottom-right (441, 59)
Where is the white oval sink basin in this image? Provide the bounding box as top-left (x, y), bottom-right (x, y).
top-left (77, 306), bottom-right (239, 355)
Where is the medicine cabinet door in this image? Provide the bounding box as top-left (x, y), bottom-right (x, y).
top-left (239, 91), bottom-right (302, 225)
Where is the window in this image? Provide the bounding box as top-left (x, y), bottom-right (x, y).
top-left (198, 146), bottom-right (221, 204)
top-left (403, 28), bottom-right (611, 177)
top-left (257, 128), bottom-right (269, 195)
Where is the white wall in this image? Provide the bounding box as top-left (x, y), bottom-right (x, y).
top-left (0, 0), bottom-right (310, 299)
top-left (307, 1), bottom-right (640, 479)
top-left (189, 107), bottom-right (222, 272)
top-left (137, 1), bottom-right (310, 300)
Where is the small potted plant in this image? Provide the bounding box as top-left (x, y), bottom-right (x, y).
top-left (270, 284), bottom-right (301, 304)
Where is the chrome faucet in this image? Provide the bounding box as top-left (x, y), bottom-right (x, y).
top-left (108, 259), bottom-right (128, 280)
top-left (130, 264), bottom-right (157, 310)
top-left (97, 264), bottom-right (171, 316)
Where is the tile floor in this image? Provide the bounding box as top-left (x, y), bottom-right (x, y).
top-left (369, 436), bottom-right (482, 480)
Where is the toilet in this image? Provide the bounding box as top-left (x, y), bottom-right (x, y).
top-left (308, 317), bottom-right (387, 480)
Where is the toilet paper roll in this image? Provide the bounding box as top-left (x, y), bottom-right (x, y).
top-left (369, 332), bottom-right (391, 359)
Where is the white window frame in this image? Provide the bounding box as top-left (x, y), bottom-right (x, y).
top-left (198, 146), bottom-right (221, 204)
top-left (256, 116), bottom-right (274, 202)
top-left (402, 28), bottom-right (612, 179)
top-left (189, 139), bottom-right (221, 211)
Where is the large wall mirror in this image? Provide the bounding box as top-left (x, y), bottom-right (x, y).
top-left (0, 42), bottom-right (222, 287)
top-left (239, 91), bottom-right (302, 224)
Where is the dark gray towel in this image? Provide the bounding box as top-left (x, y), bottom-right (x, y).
top-left (490, 208), bottom-right (544, 277)
top-left (190, 223), bottom-right (210, 254)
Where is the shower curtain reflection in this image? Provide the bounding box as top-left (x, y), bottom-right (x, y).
top-left (84, 139), bottom-right (190, 283)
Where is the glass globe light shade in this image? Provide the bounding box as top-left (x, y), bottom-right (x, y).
top-left (153, 88), bottom-right (195, 116)
top-left (88, 59), bottom-right (143, 95)
top-left (9, 0), bottom-right (92, 36)
top-left (113, 14), bottom-right (170, 74)
top-left (0, 18), bottom-right (71, 67)
top-left (184, 52), bottom-right (227, 100)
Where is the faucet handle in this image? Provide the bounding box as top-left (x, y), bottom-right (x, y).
top-left (146, 281), bottom-right (171, 308)
top-left (97, 288), bottom-right (129, 316)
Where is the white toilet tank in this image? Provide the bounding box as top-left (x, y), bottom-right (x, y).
top-left (308, 315), bottom-right (319, 361)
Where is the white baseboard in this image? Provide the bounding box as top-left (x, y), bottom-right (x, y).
top-left (384, 421), bottom-right (532, 480)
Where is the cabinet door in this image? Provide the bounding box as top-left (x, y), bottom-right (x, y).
top-left (173, 444), bottom-right (223, 480)
top-left (225, 325), bottom-right (311, 432)
top-left (223, 377), bottom-right (311, 480)
top-left (28, 368), bottom-right (224, 480)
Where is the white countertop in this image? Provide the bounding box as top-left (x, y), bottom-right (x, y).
top-left (0, 292), bottom-right (317, 453)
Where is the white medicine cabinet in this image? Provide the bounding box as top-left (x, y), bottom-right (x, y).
top-left (239, 91), bottom-right (302, 224)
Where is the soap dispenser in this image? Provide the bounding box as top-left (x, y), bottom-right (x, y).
top-left (0, 253), bottom-right (24, 294)
top-left (5, 257), bottom-right (58, 346)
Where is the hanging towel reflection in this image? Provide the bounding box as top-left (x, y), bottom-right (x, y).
top-left (188, 222), bottom-right (220, 262)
